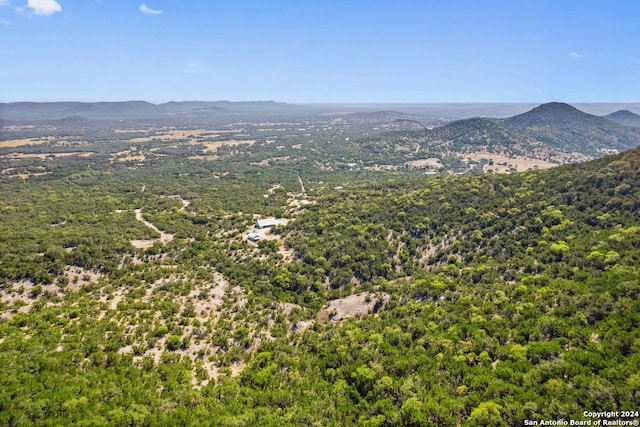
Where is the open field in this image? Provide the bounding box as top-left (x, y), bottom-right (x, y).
top-left (110, 150), bottom-right (146, 162)
top-left (0, 151), bottom-right (93, 159)
top-left (126, 128), bottom-right (241, 143)
top-left (405, 158), bottom-right (443, 169)
top-left (251, 156), bottom-right (292, 166)
top-left (0, 137), bottom-right (53, 147)
top-left (459, 151), bottom-right (558, 172)
top-left (199, 139), bottom-right (256, 152)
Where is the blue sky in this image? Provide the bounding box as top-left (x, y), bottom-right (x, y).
top-left (1, 0), bottom-right (639, 103)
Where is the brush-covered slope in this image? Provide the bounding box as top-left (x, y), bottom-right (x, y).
top-left (280, 148), bottom-right (640, 423)
top-left (417, 116), bottom-right (534, 151)
top-left (0, 143), bottom-right (639, 424)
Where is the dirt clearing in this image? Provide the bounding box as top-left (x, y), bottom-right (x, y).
top-left (318, 292), bottom-right (390, 321)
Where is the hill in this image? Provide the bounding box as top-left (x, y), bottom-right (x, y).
top-left (418, 116), bottom-right (530, 149)
top-left (504, 101), bottom-right (595, 126)
top-left (503, 102), bottom-right (640, 155)
top-left (604, 109), bottom-right (640, 127)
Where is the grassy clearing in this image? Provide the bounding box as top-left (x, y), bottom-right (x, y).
top-left (460, 151), bottom-right (558, 172)
top-left (127, 128), bottom-right (240, 143)
top-left (0, 138), bottom-right (51, 148)
top-left (201, 140), bottom-right (256, 152)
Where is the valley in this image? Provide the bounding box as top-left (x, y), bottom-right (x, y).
top-left (0, 101), bottom-right (639, 425)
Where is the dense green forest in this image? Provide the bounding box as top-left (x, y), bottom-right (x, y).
top-left (1, 107), bottom-right (639, 425)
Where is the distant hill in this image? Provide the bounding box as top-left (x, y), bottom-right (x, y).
top-left (502, 102), bottom-right (640, 155)
top-left (426, 117), bottom-right (524, 146)
top-left (504, 101), bottom-right (593, 126)
top-left (604, 109), bottom-right (640, 128)
top-left (0, 101), bottom-right (159, 120)
top-left (0, 100), bottom-right (302, 121)
top-left (0, 101), bottom-right (155, 120)
top-left (394, 117), bottom-right (535, 154)
top-left (335, 111), bottom-right (428, 131)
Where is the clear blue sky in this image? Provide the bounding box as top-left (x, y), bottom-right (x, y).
top-left (1, 0), bottom-right (638, 103)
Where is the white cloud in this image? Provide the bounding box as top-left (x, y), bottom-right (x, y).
top-left (568, 52), bottom-right (587, 59)
top-left (2, 19), bottom-right (10, 25)
top-left (182, 61), bottom-right (205, 74)
top-left (25, 0), bottom-right (62, 15)
top-left (139, 4), bottom-right (162, 15)
top-left (0, 0), bottom-right (10, 7)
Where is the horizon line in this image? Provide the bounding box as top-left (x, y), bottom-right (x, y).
top-left (2, 99), bottom-right (640, 105)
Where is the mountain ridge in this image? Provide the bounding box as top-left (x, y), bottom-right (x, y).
top-left (351, 102), bottom-right (640, 161)
top-left (0, 100), bottom-right (299, 120)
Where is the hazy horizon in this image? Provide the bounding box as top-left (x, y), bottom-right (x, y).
top-left (2, 100), bottom-right (640, 118)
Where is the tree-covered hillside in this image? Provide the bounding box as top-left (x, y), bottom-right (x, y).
top-left (503, 102), bottom-right (640, 155)
top-left (0, 129), bottom-right (639, 425)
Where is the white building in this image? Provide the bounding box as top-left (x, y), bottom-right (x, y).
top-left (256, 218), bottom-right (281, 229)
top-left (247, 231), bottom-right (262, 242)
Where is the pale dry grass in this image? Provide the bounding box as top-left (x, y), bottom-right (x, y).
top-left (110, 149), bottom-right (145, 162)
top-left (460, 152), bottom-right (557, 172)
top-left (129, 239), bottom-right (158, 250)
top-left (129, 128), bottom-right (210, 143)
top-left (119, 154), bottom-right (146, 162)
top-left (126, 128), bottom-right (243, 143)
top-left (251, 156), bottom-right (291, 166)
top-left (0, 152), bottom-right (93, 159)
top-left (405, 158), bottom-right (443, 169)
top-left (0, 137), bottom-right (52, 147)
top-left (200, 139), bottom-right (256, 152)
